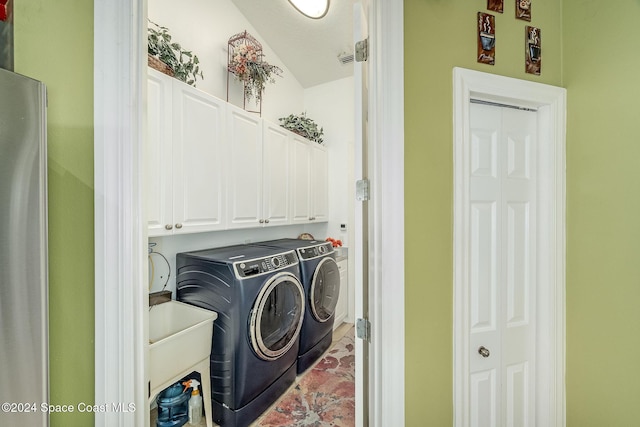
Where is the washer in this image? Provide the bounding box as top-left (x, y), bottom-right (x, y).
top-left (176, 245), bottom-right (305, 427)
top-left (255, 239), bottom-right (340, 374)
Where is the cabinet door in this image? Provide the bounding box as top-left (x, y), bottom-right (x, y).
top-left (147, 69), bottom-right (174, 237)
top-left (290, 135), bottom-right (312, 224)
top-left (226, 105), bottom-right (263, 229)
top-left (262, 121), bottom-right (290, 227)
top-left (311, 144), bottom-right (329, 222)
top-left (172, 82), bottom-right (226, 234)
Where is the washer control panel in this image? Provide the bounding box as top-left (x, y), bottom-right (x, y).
top-left (297, 242), bottom-right (334, 260)
top-left (235, 251), bottom-right (298, 278)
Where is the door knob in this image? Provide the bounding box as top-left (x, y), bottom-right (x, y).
top-left (165, 224), bottom-right (173, 230)
top-left (478, 346), bottom-right (490, 358)
top-left (175, 223), bottom-right (183, 229)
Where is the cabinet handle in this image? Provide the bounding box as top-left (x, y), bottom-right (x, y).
top-left (175, 223), bottom-right (183, 229)
top-left (165, 224), bottom-right (173, 230)
top-left (265, 219), bottom-right (270, 224)
top-left (259, 219), bottom-right (265, 224)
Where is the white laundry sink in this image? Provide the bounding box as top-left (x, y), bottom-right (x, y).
top-left (149, 300), bottom-right (217, 393)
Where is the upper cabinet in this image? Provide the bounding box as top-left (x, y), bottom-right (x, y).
top-left (226, 104), bottom-right (263, 229)
top-left (147, 68), bottom-right (226, 237)
top-left (290, 134), bottom-right (328, 224)
top-left (146, 69), bottom-right (328, 235)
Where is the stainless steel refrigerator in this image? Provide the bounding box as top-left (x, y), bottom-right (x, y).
top-left (0, 68), bottom-right (49, 426)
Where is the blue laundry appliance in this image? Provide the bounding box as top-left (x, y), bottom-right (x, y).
top-left (255, 239), bottom-right (340, 374)
top-left (176, 244), bottom-right (305, 427)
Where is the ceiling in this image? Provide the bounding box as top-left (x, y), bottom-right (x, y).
top-left (230, 0), bottom-right (357, 88)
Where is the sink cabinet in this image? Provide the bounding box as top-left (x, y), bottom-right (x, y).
top-left (147, 69), bottom-right (226, 237)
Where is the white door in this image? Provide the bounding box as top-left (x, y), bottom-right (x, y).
top-left (290, 135), bottom-right (312, 224)
top-left (311, 144), bottom-right (328, 222)
top-left (172, 81), bottom-right (226, 234)
top-left (262, 121), bottom-right (291, 227)
top-left (226, 104), bottom-right (262, 228)
top-left (468, 102), bottom-right (537, 427)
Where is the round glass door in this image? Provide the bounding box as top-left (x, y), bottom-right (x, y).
top-left (249, 272), bottom-right (305, 360)
top-left (310, 257), bottom-right (340, 322)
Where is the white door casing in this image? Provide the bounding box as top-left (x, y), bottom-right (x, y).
top-left (453, 68), bottom-right (566, 427)
top-left (94, 1), bottom-right (404, 426)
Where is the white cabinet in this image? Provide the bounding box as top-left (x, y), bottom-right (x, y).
top-left (311, 143), bottom-right (328, 222)
top-left (226, 111), bottom-right (291, 229)
top-left (147, 69), bottom-right (174, 236)
top-left (147, 68), bottom-right (226, 237)
top-left (290, 135), bottom-right (328, 224)
top-left (147, 68), bottom-right (327, 235)
top-left (290, 134), bottom-right (312, 224)
top-left (261, 121), bottom-right (291, 227)
top-left (334, 257), bottom-right (348, 328)
top-left (226, 104), bottom-right (263, 229)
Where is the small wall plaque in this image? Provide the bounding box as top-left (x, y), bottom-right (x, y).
top-left (525, 26), bottom-right (541, 75)
top-left (477, 12), bottom-right (496, 65)
top-left (487, 0), bottom-right (503, 13)
top-left (516, 0), bottom-right (531, 21)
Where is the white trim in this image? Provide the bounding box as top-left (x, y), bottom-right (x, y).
top-left (94, 1), bottom-right (147, 426)
top-left (369, 0), bottom-right (405, 426)
top-left (452, 68), bottom-right (566, 427)
top-left (94, 0), bottom-right (405, 426)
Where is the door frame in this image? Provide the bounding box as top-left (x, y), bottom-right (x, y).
top-left (93, 1), bottom-right (404, 426)
top-left (453, 68), bottom-right (566, 427)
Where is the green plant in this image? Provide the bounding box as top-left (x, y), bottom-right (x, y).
top-left (279, 112), bottom-right (324, 144)
top-left (148, 20), bottom-right (203, 86)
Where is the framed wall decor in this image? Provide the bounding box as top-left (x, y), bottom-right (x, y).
top-left (477, 12), bottom-right (496, 65)
top-left (525, 26), bottom-right (541, 75)
top-left (516, 0), bottom-right (531, 21)
top-left (487, 0), bottom-right (503, 13)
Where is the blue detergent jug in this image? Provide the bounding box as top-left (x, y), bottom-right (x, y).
top-left (156, 382), bottom-right (191, 427)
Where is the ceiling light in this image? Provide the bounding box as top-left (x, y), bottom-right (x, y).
top-left (287, 0), bottom-right (330, 19)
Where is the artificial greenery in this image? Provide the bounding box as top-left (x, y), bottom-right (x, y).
top-left (279, 112), bottom-right (324, 144)
top-left (148, 20), bottom-right (203, 86)
top-left (228, 43), bottom-right (282, 102)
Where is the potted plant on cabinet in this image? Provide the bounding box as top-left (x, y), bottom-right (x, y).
top-left (279, 112), bottom-right (324, 144)
top-left (148, 20), bottom-right (203, 86)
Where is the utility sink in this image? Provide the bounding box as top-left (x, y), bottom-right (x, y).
top-left (149, 300), bottom-right (217, 394)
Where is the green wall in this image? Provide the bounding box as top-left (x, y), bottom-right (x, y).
top-left (404, 0), bottom-right (562, 425)
top-left (563, 1), bottom-right (640, 425)
top-left (14, 1), bottom-right (95, 426)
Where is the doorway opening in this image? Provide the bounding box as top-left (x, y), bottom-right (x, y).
top-left (452, 68), bottom-right (566, 427)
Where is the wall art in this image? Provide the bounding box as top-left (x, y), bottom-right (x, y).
top-left (477, 12), bottom-right (496, 65)
top-left (487, 0), bottom-right (503, 13)
top-left (525, 26), bottom-right (541, 75)
top-left (516, 0), bottom-right (531, 21)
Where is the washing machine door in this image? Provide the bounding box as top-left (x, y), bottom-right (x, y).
top-left (310, 257), bottom-right (340, 322)
top-left (249, 272), bottom-right (305, 361)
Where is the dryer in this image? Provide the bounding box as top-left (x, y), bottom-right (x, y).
top-left (256, 239), bottom-right (340, 374)
top-left (176, 245), bottom-right (305, 427)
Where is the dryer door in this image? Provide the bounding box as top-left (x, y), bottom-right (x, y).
top-left (310, 257), bottom-right (341, 322)
top-left (250, 272), bottom-right (305, 361)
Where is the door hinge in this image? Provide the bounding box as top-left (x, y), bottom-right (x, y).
top-left (356, 318), bottom-right (371, 342)
top-left (355, 37), bottom-right (369, 62)
top-left (356, 179), bottom-right (370, 201)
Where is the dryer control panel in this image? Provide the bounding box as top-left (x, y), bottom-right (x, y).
top-left (297, 242), bottom-right (334, 261)
top-left (234, 251), bottom-right (298, 279)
